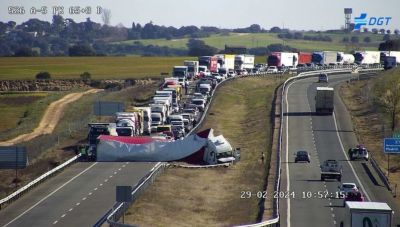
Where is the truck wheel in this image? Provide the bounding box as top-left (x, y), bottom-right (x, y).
top-left (338, 176), bottom-right (341, 182)
top-left (321, 176), bottom-right (324, 181)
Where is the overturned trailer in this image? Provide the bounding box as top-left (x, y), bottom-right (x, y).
top-left (95, 129), bottom-right (240, 165)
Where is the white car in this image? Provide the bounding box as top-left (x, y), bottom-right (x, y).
top-left (267, 66), bottom-right (278, 73)
top-left (338, 183), bottom-right (358, 198)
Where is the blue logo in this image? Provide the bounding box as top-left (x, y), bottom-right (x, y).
top-left (354, 13), bottom-right (392, 30)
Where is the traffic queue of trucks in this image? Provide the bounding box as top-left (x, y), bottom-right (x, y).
top-left (264, 50), bottom-right (399, 72)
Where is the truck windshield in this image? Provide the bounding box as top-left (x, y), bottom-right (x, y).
top-left (192, 100), bottom-right (203, 105)
top-left (116, 128), bottom-right (132, 136)
top-left (188, 66), bottom-right (194, 72)
top-left (173, 71), bottom-right (185, 77)
top-left (199, 60), bottom-right (209, 66)
top-left (152, 116), bottom-right (161, 122)
top-left (267, 56), bottom-right (279, 66)
top-left (353, 53), bottom-right (363, 63)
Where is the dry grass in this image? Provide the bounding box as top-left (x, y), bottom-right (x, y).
top-left (0, 82), bottom-right (160, 199)
top-left (124, 77), bottom-right (280, 226)
top-left (339, 77), bottom-right (400, 204)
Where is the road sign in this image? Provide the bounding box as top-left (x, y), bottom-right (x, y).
top-left (116, 186), bottom-right (132, 203)
top-left (0, 146), bottom-right (28, 169)
top-left (93, 101), bottom-right (124, 116)
top-left (384, 138), bottom-right (400, 153)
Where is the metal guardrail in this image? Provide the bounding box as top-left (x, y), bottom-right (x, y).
top-left (0, 154), bottom-right (81, 209)
top-left (105, 162), bottom-right (166, 226)
top-left (102, 66), bottom-right (386, 227)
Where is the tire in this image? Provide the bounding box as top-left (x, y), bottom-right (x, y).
top-left (338, 176), bottom-right (341, 182)
top-left (321, 176), bottom-right (324, 181)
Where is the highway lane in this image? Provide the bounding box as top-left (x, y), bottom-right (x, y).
top-left (0, 79), bottom-right (201, 227)
top-left (281, 73), bottom-right (400, 227)
top-left (0, 162), bottom-right (155, 227)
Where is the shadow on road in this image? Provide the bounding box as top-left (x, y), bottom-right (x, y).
top-left (312, 129), bottom-right (354, 133)
top-left (283, 112), bottom-right (315, 117)
top-left (361, 162), bottom-right (382, 187)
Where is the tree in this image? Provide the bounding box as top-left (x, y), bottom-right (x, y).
top-left (374, 73), bottom-right (400, 132)
top-left (363, 37), bottom-right (371, 43)
top-left (69, 44), bottom-right (96, 56)
top-left (379, 39), bottom-right (400, 51)
top-left (101, 9), bottom-right (112, 25)
top-left (294, 32), bottom-right (303, 39)
top-left (14, 47), bottom-right (39, 56)
top-left (248, 24), bottom-right (262, 33)
top-left (80, 72), bottom-right (91, 81)
top-left (269, 26), bottom-right (281, 33)
top-left (187, 39), bottom-right (217, 56)
top-left (383, 34), bottom-right (391, 41)
top-left (350, 36), bottom-right (359, 43)
top-left (36, 71), bottom-right (51, 80)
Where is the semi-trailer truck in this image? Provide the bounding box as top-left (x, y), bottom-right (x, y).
top-left (215, 54), bottom-right (235, 70)
top-left (353, 51), bottom-right (381, 65)
top-left (312, 51), bottom-right (338, 65)
top-left (198, 56), bottom-right (218, 72)
top-left (337, 52), bottom-right (355, 64)
top-left (234, 55), bottom-right (255, 70)
top-left (298, 52), bottom-right (312, 65)
top-left (183, 60), bottom-right (199, 79)
top-left (315, 87), bottom-right (334, 115)
top-left (267, 52), bottom-right (299, 67)
top-left (340, 202), bottom-right (393, 227)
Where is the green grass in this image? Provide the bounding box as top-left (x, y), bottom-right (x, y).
top-left (116, 32), bottom-right (383, 52)
top-left (0, 92), bottom-right (68, 141)
top-left (0, 56), bottom-right (197, 80)
top-left (124, 77), bottom-right (280, 226)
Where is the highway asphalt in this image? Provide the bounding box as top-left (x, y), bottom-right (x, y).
top-left (0, 162), bottom-right (155, 227)
top-left (0, 79), bottom-right (201, 227)
top-left (280, 74), bottom-right (400, 227)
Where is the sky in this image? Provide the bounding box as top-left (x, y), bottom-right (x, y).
top-left (1, 0), bottom-right (399, 31)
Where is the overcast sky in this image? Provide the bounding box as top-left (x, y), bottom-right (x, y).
top-left (2, 0), bottom-right (399, 31)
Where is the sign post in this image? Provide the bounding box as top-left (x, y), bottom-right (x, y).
top-left (383, 138), bottom-right (400, 180)
top-left (116, 186), bottom-right (132, 224)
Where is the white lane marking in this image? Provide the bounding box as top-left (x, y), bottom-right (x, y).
top-left (99, 183), bottom-right (103, 186)
top-left (330, 207), bottom-right (333, 211)
top-left (88, 192), bottom-right (92, 196)
top-left (109, 175), bottom-right (113, 178)
top-left (3, 162), bottom-right (97, 227)
top-left (104, 179), bottom-right (108, 182)
top-left (114, 172), bottom-right (117, 175)
top-left (61, 214), bottom-right (66, 218)
top-left (53, 221), bottom-right (58, 225)
top-left (82, 197), bottom-right (87, 201)
top-left (69, 208), bottom-right (73, 212)
top-left (118, 168), bottom-right (121, 171)
top-left (332, 214), bottom-right (335, 218)
top-left (76, 202), bottom-right (80, 206)
top-left (122, 165), bottom-right (126, 168)
top-left (285, 81), bottom-right (296, 227)
top-left (332, 112), bottom-right (371, 201)
top-left (94, 187), bottom-right (98, 191)
top-left (333, 220), bottom-right (337, 225)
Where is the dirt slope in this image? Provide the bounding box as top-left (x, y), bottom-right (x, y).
top-left (0, 89), bottom-right (101, 146)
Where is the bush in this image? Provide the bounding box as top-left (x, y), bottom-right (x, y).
top-left (36, 71), bottom-right (51, 80)
top-left (80, 72), bottom-right (91, 81)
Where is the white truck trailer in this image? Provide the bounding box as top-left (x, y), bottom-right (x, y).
top-left (234, 55), bottom-right (255, 70)
top-left (267, 52), bottom-right (299, 67)
top-left (340, 202), bottom-right (393, 227)
top-left (353, 51), bottom-right (381, 65)
top-left (315, 87), bottom-right (334, 115)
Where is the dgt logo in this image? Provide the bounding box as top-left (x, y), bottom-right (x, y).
top-left (354, 13), bottom-right (392, 30)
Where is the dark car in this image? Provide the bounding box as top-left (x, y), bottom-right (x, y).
top-left (343, 190), bottom-right (364, 207)
top-left (295, 150), bottom-right (310, 163)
